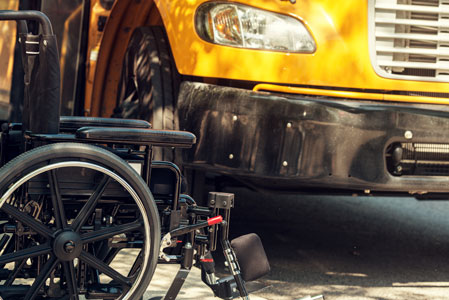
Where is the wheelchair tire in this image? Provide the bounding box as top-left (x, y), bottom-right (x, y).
top-left (0, 143), bottom-right (160, 300)
top-left (116, 26), bottom-right (179, 162)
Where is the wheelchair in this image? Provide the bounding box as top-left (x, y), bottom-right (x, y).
top-left (0, 10), bottom-right (269, 300)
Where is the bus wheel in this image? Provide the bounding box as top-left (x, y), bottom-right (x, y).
top-left (116, 26), bottom-right (180, 161)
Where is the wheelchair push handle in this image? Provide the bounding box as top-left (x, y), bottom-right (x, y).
top-left (0, 10), bottom-right (53, 35)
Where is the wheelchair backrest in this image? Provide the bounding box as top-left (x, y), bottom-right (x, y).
top-left (0, 10), bottom-right (61, 134)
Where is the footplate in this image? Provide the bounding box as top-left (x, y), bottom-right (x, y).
top-left (156, 191), bottom-right (270, 300)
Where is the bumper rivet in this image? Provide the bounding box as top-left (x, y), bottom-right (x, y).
top-left (282, 161), bottom-right (288, 167)
top-left (229, 154), bottom-right (234, 159)
top-left (404, 130), bottom-right (413, 139)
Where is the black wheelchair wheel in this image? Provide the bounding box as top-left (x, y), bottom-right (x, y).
top-left (0, 143), bottom-right (160, 300)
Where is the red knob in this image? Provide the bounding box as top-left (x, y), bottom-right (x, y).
top-left (207, 215), bottom-right (223, 226)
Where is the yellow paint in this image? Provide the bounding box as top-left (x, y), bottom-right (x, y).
top-left (154, 0), bottom-right (449, 100)
top-left (254, 84), bottom-right (449, 105)
top-left (89, 0), bottom-right (449, 116)
top-left (0, 0), bottom-right (18, 104)
top-left (84, 0), bottom-right (114, 115)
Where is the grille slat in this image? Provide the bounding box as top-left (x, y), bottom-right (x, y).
top-left (375, 32), bottom-right (449, 42)
top-left (371, 0), bottom-right (449, 81)
top-left (376, 17), bottom-right (449, 27)
top-left (377, 60), bottom-right (449, 70)
top-left (375, 3), bottom-right (448, 14)
top-left (376, 46), bottom-right (449, 56)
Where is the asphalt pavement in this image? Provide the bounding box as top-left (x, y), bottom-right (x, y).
top-left (224, 187), bottom-right (449, 300)
top-left (128, 186), bottom-right (449, 300)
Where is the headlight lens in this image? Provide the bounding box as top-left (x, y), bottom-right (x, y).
top-left (195, 2), bottom-right (316, 53)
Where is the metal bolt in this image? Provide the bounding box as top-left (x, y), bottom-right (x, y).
top-left (232, 115), bottom-right (238, 121)
top-left (223, 201), bottom-right (227, 206)
top-left (229, 154), bottom-right (234, 159)
top-left (210, 199), bottom-right (215, 205)
top-left (287, 122), bottom-right (292, 128)
top-left (404, 130), bottom-right (413, 139)
top-left (282, 161), bottom-right (288, 167)
top-left (64, 241), bottom-right (75, 253)
top-left (396, 165), bottom-right (403, 173)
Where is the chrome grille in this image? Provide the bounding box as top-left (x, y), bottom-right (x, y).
top-left (370, 0), bottom-right (449, 82)
top-left (402, 143), bottom-right (449, 176)
top-left (386, 143), bottom-right (449, 176)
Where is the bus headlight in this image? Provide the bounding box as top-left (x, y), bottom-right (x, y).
top-left (195, 2), bottom-right (316, 53)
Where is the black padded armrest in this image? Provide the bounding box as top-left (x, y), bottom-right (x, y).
top-left (60, 116), bottom-right (151, 132)
top-left (75, 127), bottom-right (196, 148)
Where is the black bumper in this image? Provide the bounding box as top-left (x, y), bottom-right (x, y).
top-left (177, 82), bottom-right (449, 193)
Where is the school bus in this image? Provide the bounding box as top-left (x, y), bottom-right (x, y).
top-left (4, 0), bottom-right (449, 197)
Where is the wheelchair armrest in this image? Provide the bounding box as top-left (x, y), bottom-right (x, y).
top-left (60, 116), bottom-right (151, 132)
top-left (75, 127), bottom-right (196, 148)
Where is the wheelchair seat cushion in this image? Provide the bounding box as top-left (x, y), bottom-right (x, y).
top-left (60, 116), bottom-right (151, 132)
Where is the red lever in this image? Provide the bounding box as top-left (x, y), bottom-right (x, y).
top-left (170, 215), bottom-right (224, 237)
top-left (208, 215), bottom-right (223, 226)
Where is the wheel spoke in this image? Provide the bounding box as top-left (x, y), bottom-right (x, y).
top-left (0, 243), bottom-right (51, 266)
top-left (48, 170), bottom-right (67, 229)
top-left (81, 220), bottom-right (143, 244)
top-left (72, 175), bottom-right (111, 232)
top-left (1, 203), bottom-right (53, 238)
top-left (79, 250), bottom-right (132, 287)
top-left (62, 261), bottom-right (79, 300)
top-left (128, 250), bottom-right (142, 277)
top-left (5, 258), bottom-right (26, 286)
top-left (24, 255), bottom-right (59, 300)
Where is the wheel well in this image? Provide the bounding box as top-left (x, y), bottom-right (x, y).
top-left (89, 0), bottom-right (163, 118)
top-left (88, 1), bottom-right (258, 119)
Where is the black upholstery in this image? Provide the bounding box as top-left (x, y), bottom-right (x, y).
top-left (75, 127), bottom-right (196, 148)
top-left (60, 116), bottom-right (151, 132)
top-left (231, 233), bottom-right (270, 282)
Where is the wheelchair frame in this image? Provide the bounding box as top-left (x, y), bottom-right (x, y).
top-left (0, 10), bottom-right (269, 300)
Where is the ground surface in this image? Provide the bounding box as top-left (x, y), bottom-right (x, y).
top-left (140, 187), bottom-right (449, 300)
top-left (225, 188), bottom-right (449, 300)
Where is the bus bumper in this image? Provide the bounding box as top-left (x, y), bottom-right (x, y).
top-left (177, 81), bottom-right (449, 194)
